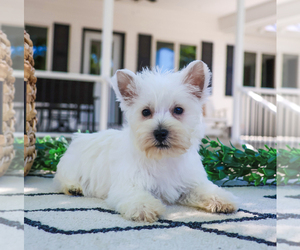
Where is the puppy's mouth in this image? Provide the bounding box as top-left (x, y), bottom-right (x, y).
top-left (155, 144), bottom-right (170, 149)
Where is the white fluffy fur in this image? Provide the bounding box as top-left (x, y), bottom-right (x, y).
top-left (54, 60), bottom-right (237, 222)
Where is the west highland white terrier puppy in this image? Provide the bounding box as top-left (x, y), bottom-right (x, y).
top-left (54, 60), bottom-right (237, 222)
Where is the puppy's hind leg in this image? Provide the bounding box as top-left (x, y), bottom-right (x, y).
top-left (54, 175), bottom-right (83, 196)
top-left (63, 184), bottom-right (83, 196)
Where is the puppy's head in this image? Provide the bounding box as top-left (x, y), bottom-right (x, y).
top-left (111, 60), bottom-right (211, 159)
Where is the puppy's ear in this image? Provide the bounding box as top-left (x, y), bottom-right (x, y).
top-left (111, 69), bottom-right (138, 105)
top-left (181, 60), bottom-right (211, 99)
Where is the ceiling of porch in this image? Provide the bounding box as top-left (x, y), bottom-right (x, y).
top-left (117, 0), bottom-right (271, 17)
top-left (117, 0), bottom-right (299, 38)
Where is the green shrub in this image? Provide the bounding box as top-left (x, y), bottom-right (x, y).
top-left (31, 135), bottom-right (69, 172)
top-left (277, 146), bottom-right (300, 185)
top-left (200, 138), bottom-right (277, 185)
top-left (11, 134), bottom-right (299, 185)
top-left (200, 137), bottom-right (300, 185)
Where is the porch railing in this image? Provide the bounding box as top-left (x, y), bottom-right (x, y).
top-left (239, 87), bottom-right (300, 148)
top-left (13, 70), bottom-right (122, 137)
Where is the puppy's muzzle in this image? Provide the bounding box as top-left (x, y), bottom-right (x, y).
top-left (153, 129), bottom-right (169, 143)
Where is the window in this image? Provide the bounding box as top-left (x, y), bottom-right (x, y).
top-left (1, 25), bottom-right (24, 70)
top-left (52, 24), bottom-right (70, 72)
top-left (89, 40), bottom-right (101, 75)
top-left (225, 45), bottom-right (234, 96)
top-left (156, 42), bottom-right (174, 72)
top-left (82, 30), bottom-right (124, 75)
top-left (282, 54), bottom-right (298, 88)
top-left (179, 45), bottom-right (196, 69)
top-left (261, 54), bottom-right (275, 88)
top-left (243, 52), bottom-right (256, 87)
top-left (137, 34), bottom-right (152, 72)
top-left (201, 42), bottom-right (213, 88)
top-left (25, 25), bottom-right (48, 70)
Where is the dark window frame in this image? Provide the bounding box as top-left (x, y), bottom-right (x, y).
top-left (52, 23), bottom-right (70, 72)
top-left (155, 40), bottom-right (175, 71)
top-left (243, 52), bottom-right (256, 87)
top-left (179, 44), bottom-right (197, 70)
top-left (24, 24), bottom-right (48, 71)
top-left (137, 34), bottom-right (152, 72)
top-left (261, 54), bottom-right (275, 88)
top-left (201, 41), bottom-right (213, 89)
top-left (225, 45), bottom-right (234, 96)
top-left (80, 28), bottom-right (125, 74)
top-left (282, 54), bottom-right (298, 88)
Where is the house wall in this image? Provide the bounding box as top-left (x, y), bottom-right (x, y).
top-left (24, 0), bottom-right (276, 126)
top-left (0, 0), bottom-right (24, 26)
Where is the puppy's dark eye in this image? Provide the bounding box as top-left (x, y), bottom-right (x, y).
top-left (174, 107), bottom-right (183, 115)
top-left (142, 109), bottom-right (151, 117)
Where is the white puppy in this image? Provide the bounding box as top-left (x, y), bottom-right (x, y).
top-left (54, 60), bottom-right (237, 222)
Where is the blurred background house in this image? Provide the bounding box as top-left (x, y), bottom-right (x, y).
top-left (1, 0), bottom-right (299, 147)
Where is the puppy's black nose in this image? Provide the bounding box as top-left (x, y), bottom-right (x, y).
top-left (154, 129), bottom-right (169, 143)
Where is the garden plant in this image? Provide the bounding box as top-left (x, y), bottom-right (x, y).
top-left (11, 135), bottom-right (300, 185)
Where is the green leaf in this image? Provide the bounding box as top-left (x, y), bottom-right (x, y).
top-left (43, 135), bottom-right (52, 141)
top-left (284, 176), bottom-right (289, 185)
top-left (49, 149), bottom-right (56, 155)
top-left (255, 178), bottom-right (261, 186)
top-left (222, 145), bottom-right (233, 154)
top-left (223, 155), bottom-right (233, 164)
top-left (262, 169), bottom-right (275, 177)
top-left (210, 141), bottom-right (219, 148)
top-left (251, 173), bottom-right (261, 180)
top-left (286, 145), bottom-right (292, 150)
top-left (263, 176), bottom-right (268, 185)
top-left (267, 156), bottom-right (276, 163)
top-left (229, 175), bottom-right (236, 180)
top-left (234, 150), bottom-right (246, 158)
top-left (206, 171), bottom-right (215, 175)
top-left (215, 165), bottom-right (225, 171)
top-left (245, 149), bottom-right (256, 155)
top-left (283, 169), bottom-right (299, 177)
top-left (219, 170), bottom-right (227, 180)
top-left (201, 138), bottom-right (209, 144)
top-left (289, 156), bottom-right (300, 163)
top-left (45, 160), bottom-right (52, 165)
top-left (44, 142), bottom-right (56, 148)
top-left (217, 138), bottom-right (223, 145)
top-left (243, 176), bottom-right (250, 183)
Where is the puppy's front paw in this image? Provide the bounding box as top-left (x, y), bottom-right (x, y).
top-left (130, 206), bottom-right (160, 222)
top-left (200, 195), bottom-right (237, 214)
top-left (121, 199), bottom-right (165, 223)
top-left (179, 186), bottom-right (238, 214)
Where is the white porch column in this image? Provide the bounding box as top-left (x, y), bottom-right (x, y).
top-left (100, 0), bottom-right (114, 130)
top-left (231, 0), bottom-right (245, 144)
